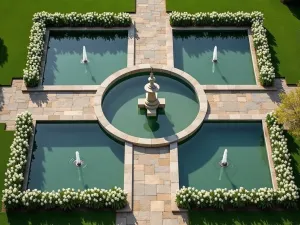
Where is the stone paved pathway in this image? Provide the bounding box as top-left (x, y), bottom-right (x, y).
top-left (0, 79), bottom-right (294, 131)
top-left (0, 0), bottom-right (298, 223)
top-left (133, 0), bottom-right (167, 65)
top-left (116, 146), bottom-right (188, 225)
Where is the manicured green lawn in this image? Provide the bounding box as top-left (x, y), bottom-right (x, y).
top-left (166, 0), bottom-right (300, 84)
top-left (0, 211), bottom-right (115, 225)
top-left (189, 211), bottom-right (300, 225)
top-left (0, 0), bottom-right (135, 85)
top-left (286, 131), bottom-right (300, 196)
top-left (0, 124), bottom-right (14, 201)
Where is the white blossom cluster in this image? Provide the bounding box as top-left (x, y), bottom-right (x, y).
top-left (2, 112), bottom-right (33, 208)
top-left (266, 112), bottom-right (298, 202)
top-left (251, 21), bottom-right (275, 86)
top-left (23, 12), bottom-right (132, 87)
top-left (19, 187), bottom-right (127, 210)
top-left (169, 11), bottom-right (275, 86)
top-left (2, 112), bottom-right (127, 210)
top-left (176, 113), bottom-right (298, 209)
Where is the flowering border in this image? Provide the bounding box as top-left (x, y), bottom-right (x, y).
top-left (2, 112), bottom-right (127, 211)
top-left (169, 11), bottom-right (275, 86)
top-left (176, 113), bottom-right (298, 209)
top-left (23, 12), bottom-right (132, 87)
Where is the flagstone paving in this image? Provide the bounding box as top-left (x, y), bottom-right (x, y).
top-left (0, 79), bottom-right (294, 131)
top-left (0, 0), bottom-right (298, 223)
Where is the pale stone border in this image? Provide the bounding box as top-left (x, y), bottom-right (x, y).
top-left (206, 114), bottom-right (267, 120)
top-left (22, 119), bottom-right (133, 212)
top-left (170, 142), bottom-right (187, 212)
top-left (22, 24), bottom-right (135, 92)
top-left (166, 26), bottom-right (275, 91)
top-left (117, 142), bottom-right (133, 212)
top-left (171, 118), bottom-right (278, 212)
top-left (94, 64), bottom-right (208, 147)
top-left (262, 120), bottom-right (278, 189)
top-left (22, 120), bottom-right (37, 191)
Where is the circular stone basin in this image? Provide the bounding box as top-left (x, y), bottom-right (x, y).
top-left (102, 72), bottom-right (199, 139)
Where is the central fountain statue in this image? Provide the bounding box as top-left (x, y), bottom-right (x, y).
top-left (138, 68), bottom-right (165, 117)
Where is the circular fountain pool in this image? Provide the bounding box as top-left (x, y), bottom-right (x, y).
top-left (101, 72), bottom-right (199, 139)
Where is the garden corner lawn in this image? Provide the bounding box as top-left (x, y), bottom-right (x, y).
top-left (0, 124), bottom-right (14, 202)
top-left (0, 211), bottom-right (116, 225)
top-left (166, 0), bottom-right (300, 84)
top-left (0, 0), bottom-right (135, 85)
top-left (189, 211), bottom-right (300, 225)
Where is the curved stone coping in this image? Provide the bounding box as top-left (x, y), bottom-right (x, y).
top-left (94, 64), bottom-right (208, 147)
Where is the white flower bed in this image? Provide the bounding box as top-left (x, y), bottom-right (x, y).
top-left (176, 112), bottom-right (298, 209)
top-left (169, 11), bottom-right (275, 86)
top-left (2, 112), bottom-right (127, 210)
top-left (23, 12), bottom-right (132, 87)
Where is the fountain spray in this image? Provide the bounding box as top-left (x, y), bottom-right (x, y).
top-left (81, 46), bottom-right (89, 63)
top-left (212, 46), bottom-right (218, 62)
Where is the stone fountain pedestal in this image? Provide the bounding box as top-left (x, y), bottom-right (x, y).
top-left (138, 69), bottom-right (165, 117)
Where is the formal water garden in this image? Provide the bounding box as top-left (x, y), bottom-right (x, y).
top-left (1, 1), bottom-right (300, 224)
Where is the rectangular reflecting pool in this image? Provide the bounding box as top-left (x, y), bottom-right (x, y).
top-left (27, 122), bottom-right (124, 191)
top-left (178, 122), bottom-right (272, 190)
top-left (43, 30), bottom-right (128, 85)
top-left (173, 30), bottom-right (256, 85)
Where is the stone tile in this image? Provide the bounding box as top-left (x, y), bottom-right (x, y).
top-left (135, 164), bottom-right (145, 171)
top-left (134, 200), bottom-right (140, 211)
top-left (163, 219), bottom-right (179, 225)
top-left (151, 201), bottom-right (164, 211)
top-left (237, 96), bottom-right (247, 102)
top-left (157, 185), bottom-right (171, 194)
top-left (157, 173), bottom-right (170, 182)
top-left (155, 166), bottom-right (169, 173)
top-left (145, 184), bottom-right (157, 195)
top-left (157, 194), bottom-right (171, 201)
top-left (151, 212), bottom-right (162, 225)
top-left (134, 183), bottom-right (145, 196)
top-left (137, 211), bottom-right (150, 220)
top-left (145, 175), bottom-right (162, 184)
top-left (164, 201), bottom-right (172, 212)
top-left (135, 171), bottom-right (145, 181)
top-left (145, 165), bottom-right (155, 175)
top-left (158, 159), bottom-right (170, 166)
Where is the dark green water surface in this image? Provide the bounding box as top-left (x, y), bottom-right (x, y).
top-left (28, 122), bottom-right (124, 191)
top-left (173, 30), bottom-right (256, 85)
top-left (102, 73), bottom-right (199, 138)
top-left (179, 122), bottom-right (272, 190)
top-left (43, 31), bottom-right (128, 85)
